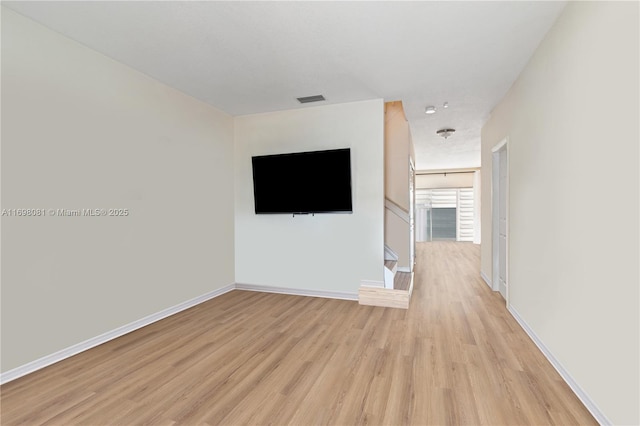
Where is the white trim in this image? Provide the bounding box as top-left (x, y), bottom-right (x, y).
top-left (499, 281), bottom-right (507, 299)
top-left (0, 284), bottom-right (235, 385)
top-left (384, 265), bottom-right (395, 289)
top-left (491, 151), bottom-right (498, 291)
top-left (385, 198), bottom-right (410, 224)
top-left (508, 306), bottom-right (611, 426)
top-left (397, 266), bottom-right (412, 273)
top-left (480, 271), bottom-right (492, 288)
top-left (0, 282), bottom-right (361, 385)
top-left (384, 244), bottom-right (399, 261)
top-left (361, 279), bottom-right (385, 289)
top-left (491, 137), bottom-right (509, 302)
top-left (491, 137), bottom-right (508, 153)
top-left (235, 283), bottom-right (358, 301)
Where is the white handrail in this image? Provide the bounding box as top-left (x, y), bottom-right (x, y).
top-left (385, 198), bottom-right (410, 224)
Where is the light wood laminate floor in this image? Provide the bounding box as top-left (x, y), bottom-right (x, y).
top-left (1, 242), bottom-right (596, 425)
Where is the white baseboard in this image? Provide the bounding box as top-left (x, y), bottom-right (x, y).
top-left (480, 270), bottom-right (492, 289)
top-left (508, 306), bottom-right (610, 425)
top-left (235, 283), bottom-right (358, 301)
top-left (1, 282), bottom-right (360, 385)
top-left (397, 266), bottom-right (412, 273)
top-left (0, 284), bottom-right (235, 385)
top-left (361, 279), bottom-right (385, 289)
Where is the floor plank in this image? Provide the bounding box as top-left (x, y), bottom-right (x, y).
top-left (0, 242), bottom-right (596, 425)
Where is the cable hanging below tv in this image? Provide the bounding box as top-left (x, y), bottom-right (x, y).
top-left (251, 148), bottom-right (353, 215)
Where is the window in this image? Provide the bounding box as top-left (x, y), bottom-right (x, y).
top-left (415, 188), bottom-right (474, 242)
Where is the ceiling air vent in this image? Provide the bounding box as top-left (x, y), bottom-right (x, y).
top-left (296, 95), bottom-right (326, 104)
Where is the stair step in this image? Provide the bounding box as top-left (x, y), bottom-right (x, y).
top-left (358, 286), bottom-right (410, 309)
top-left (394, 272), bottom-right (411, 291)
top-left (384, 259), bottom-right (397, 270)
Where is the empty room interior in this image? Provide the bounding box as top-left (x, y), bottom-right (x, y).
top-left (1, 1), bottom-right (638, 425)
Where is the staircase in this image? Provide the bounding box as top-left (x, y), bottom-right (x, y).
top-left (358, 101), bottom-right (416, 309)
top-left (359, 245), bottom-right (413, 309)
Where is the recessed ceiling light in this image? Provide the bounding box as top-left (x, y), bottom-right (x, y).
top-left (425, 106), bottom-right (436, 114)
top-left (443, 102), bottom-right (449, 109)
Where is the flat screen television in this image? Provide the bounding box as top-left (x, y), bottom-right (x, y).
top-left (251, 148), bottom-right (353, 214)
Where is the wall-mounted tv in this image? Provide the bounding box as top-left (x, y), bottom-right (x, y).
top-left (252, 148), bottom-right (353, 214)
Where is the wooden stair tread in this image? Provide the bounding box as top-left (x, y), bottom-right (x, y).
top-left (394, 272), bottom-right (411, 291)
top-left (384, 259), bottom-right (397, 269)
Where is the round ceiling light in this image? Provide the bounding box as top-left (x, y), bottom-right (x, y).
top-left (425, 106), bottom-right (436, 114)
top-left (436, 128), bottom-right (456, 139)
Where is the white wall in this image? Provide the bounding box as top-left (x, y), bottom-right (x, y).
top-left (234, 100), bottom-right (384, 294)
top-left (481, 2), bottom-right (638, 424)
top-left (1, 8), bottom-right (235, 372)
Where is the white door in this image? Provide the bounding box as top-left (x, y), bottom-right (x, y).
top-left (492, 139), bottom-right (508, 302)
top-left (498, 150), bottom-right (508, 299)
top-left (409, 162), bottom-right (415, 269)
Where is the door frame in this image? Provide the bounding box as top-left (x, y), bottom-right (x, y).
top-left (409, 160), bottom-right (416, 270)
top-left (491, 138), bottom-right (509, 304)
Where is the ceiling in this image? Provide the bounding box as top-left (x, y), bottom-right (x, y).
top-left (4, 1), bottom-right (566, 171)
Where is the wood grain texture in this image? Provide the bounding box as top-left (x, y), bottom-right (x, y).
top-left (0, 242), bottom-right (596, 425)
top-left (384, 259), bottom-right (397, 270)
top-left (394, 271), bottom-right (412, 291)
top-left (358, 286), bottom-right (410, 309)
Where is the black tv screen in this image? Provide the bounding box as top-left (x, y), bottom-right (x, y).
top-left (252, 148), bottom-right (353, 214)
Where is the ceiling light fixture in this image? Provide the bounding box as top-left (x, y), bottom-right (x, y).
top-left (443, 102), bottom-right (449, 109)
top-left (425, 106), bottom-right (436, 114)
top-left (436, 128), bottom-right (456, 139)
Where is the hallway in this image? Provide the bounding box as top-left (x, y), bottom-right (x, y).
top-left (410, 241), bottom-right (596, 424)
